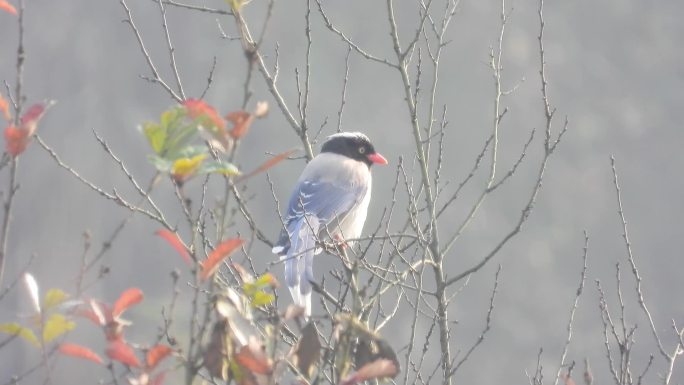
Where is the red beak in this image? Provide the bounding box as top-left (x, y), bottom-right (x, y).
top-left (366, 152), bottom-right (389, 165)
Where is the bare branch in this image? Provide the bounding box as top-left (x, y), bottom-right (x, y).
top-left (336, 44), bottom-right (352, 133)
top-left (156, 0), bottom-right (186, 99)
top-left (120, 0), bottom-right (183, 102)
top-left (0, 0), bottom-right (27, 287)
top-left (315, 0), bottom-right (397, 68)
top-left (553, 232), bottom-right (589, 385)
top-left (35, 135), bottom-right (171, 227)
top-left (155, 0), bottom-right (231, 15)
top-left (231, 9), bottom-right (314, 159)
top-left (449, 264), bottom-right (501, 375)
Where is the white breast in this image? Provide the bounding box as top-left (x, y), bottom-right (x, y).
top-left (300, 153), bottom-right (372, 243)
top-left (338, 178), bottom-right (371, 242)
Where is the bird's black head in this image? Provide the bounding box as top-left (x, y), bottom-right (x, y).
top-left (320, 132), bottom-right (388, 168)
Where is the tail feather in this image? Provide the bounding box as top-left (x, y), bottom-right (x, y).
top-left (283, 216), bottom-right (319, 318)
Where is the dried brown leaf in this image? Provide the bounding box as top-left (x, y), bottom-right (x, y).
top-left (291, 322), bottom-right (321, 378)
top-left (203, 320), bottom-right (230, 380)
top-left (234, 336), bottom-right (272, 375)
top-left (340, 359), bottom-right (398, 385)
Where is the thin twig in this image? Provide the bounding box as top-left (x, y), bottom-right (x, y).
top-left (156, 0), bottom-right (186, 99)
top-left (449, 264), bottom-right (501, 375)
top-left (611, 156), bottom-right (680, 384)
top-left (0, 0), bottom-right (27, 286)
top-left (155, 0), bottom-right (231, 15)
top-left (35, 135), bottom-right (170, 227)
top-left (315, 0), bottom-right (397, 68)
top-left (231, 9), bottom-right (314, 160)
top-left (553, 232), bottom-right (589, 385)
top-left (120, 0), bottom-right (183, 102)
top-left (336, 44), bottom-right (352, 133)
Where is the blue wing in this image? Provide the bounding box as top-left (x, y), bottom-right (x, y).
top-left (273, 179), bottom-right (366, 317)
top-left (274, 180), bottom-right (364, 255)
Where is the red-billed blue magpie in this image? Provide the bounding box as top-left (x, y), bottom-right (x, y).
top-left (272, 132), bottom-right (388, 317)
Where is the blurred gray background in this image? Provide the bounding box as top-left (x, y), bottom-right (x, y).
top-left (1, 0), bottom-right (683, 383)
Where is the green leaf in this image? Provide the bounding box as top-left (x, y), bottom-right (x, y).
top-left (148, 155), bottom-right (173, 173)
top-left (0, 323), bottom-right (39, 346)
top-left (43, 313), bottom-right (75, 343)
top-left (200, 160), bottom-right (240, 177)
top-left (144, 106), bottom-right (199, 159)
top-left (164, 124), bottom-right (199, 159)
top-left (250, 291), bottom-right (275, 307)
top-left (43, 289), bottom-right (69, 310)
top-left (160, 106), bottom-right (185, 130)
top-left (174, 145), bottom-right (208, 159)
top-left (143, 122), bottom-right (166, 155)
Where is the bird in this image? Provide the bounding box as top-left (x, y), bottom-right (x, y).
top-left (272, 132), bottom-right (388, 317)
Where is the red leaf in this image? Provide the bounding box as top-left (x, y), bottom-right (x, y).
top-left (235, 149), bottom-right (296, 183)
top-left (4, 103), bottom-right (47, 157)
top-left (225, 111), bottom-right (254, 139)
top-left (104, 322), bottom-right (125, 342)
top-left (183, 99), bottom-right (225, 131)
top-left (146, 344), bottom-right (173, 369)
top-left (20, 104), bottom-right (45, 135)
top-left (76, 308), bottom-right (105, 326)
top-left (112, 288), bottom-right (143, 318)
top-left (4, 125), bottom-right (29, 157)
top-left (106, 339), bottom-right (141, 367)
top-left (155, 229), bottom-right (192, 265)
top-left (0, 0), bottom-right (17, 15)
top-left (200, 239), bottom-right (244, 281)
top-left (0, 94), bottom-right (10, 121)
top-left (75, 300), bottom-right (113, 326)
top-left (59, 343), bottom-right (104, 365)
top-left (90, 300), bottom-right (113, 325)
top-left (341, 359), bottom-right (399, 385)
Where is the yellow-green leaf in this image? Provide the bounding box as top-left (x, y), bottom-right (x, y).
top-left (243, 273), bottom-right (279, 302)
top-left (0, 323), bottom-right (39, 346)
top-left (143, 122), bottom-right (166, 155)
top-left (171, 154), bottom-right (207, 180)
top-left (160, 107), bottom-right (184, 130)
top-left (250, 290), bottom-right (275, 307)
top-left (43, 289), bottom-right (69, 310)
top-left (226, 0), bottom-right (244, 12)
top-left (201, 160), bottom-right (240, 177)
top-left (42, 314), bottom-right (76, 343)
top-left (254, 273), bottom-right (279, 289)
top-left (242, 282), bottom-right (257, 297)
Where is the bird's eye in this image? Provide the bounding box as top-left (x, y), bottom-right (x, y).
top-left (358, 147), bottom-right (366, 154)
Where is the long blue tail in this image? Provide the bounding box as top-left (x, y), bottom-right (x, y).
top-left (282, 216), bottom-right (319, 318)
